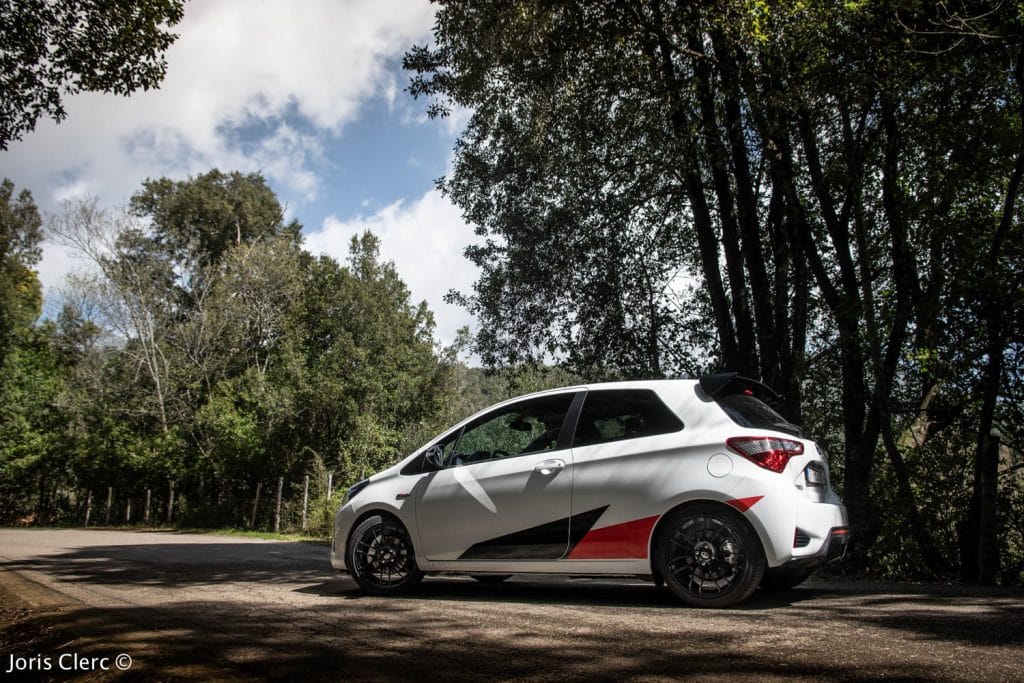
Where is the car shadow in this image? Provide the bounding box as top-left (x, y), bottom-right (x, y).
top-left (7, 536), bottom-right (1022, 652)
top-left (296, 573), bottom-right (823, 611)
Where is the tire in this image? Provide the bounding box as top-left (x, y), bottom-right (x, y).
top-left (655, 503), bottom-right (766, 608)
top-left (346, 514), bottom-right (424, 596)
top-left (470, 574), bottom-right (512, 584)
top-left (761, 567), bottom-right (815, 590)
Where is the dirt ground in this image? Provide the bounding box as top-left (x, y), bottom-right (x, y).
top-left (1, 528), bottom-right (1022, 681)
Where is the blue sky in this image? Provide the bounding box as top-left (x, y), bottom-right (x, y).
top-left (0, 0), bottom-right (479, 347)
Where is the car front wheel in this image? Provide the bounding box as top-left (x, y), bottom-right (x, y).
top-left (346, 514), bottom-right (424, 595)
top-left (655, 503), bottom-right (765, 608)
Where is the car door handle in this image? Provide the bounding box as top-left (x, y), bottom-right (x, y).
top-left (534, 459), bottom-right (565, 475)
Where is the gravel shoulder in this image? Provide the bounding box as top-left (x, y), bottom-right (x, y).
top-left (1, 528), bottom-right (1022, 681)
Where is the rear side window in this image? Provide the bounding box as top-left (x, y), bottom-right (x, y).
top-left (715, 393), bottom-right (798, 435)
top-left (572, 389), bottom-right (683, 448)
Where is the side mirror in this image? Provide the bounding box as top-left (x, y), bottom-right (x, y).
top-left (424, 445), bottom-right (445, 469)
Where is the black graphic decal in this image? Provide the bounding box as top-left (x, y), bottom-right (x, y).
top-left (458, 506), bottom-right (609, 560)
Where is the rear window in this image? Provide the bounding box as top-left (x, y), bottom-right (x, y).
top-left (715, 393), bottom-right (799, 435)
top-left (572, 389), bottom-right (683, 447)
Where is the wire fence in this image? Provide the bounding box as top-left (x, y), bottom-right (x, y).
top-left (73, 472), bottom-right (349, 538)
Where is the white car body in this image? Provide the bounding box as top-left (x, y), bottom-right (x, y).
top-left (331, 375), bottom-right (849, 607)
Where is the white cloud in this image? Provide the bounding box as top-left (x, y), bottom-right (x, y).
top-left (0, 0), bottom-right (436, 207)
top-left (35, 240), bottom-right (81, 307)
top-left (0, 0), bottom-right (444, 302)
top-left (304, 190), bottom-right (480, 348)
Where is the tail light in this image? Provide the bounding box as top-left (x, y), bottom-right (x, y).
top-left (727, 436), bottom-right (804, 473)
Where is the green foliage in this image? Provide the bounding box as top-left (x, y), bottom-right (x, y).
top-left (129, 169), bottom-right (302, 273)
top-left (0, 179), bottom-right (43, 365)
top-left (0, 182), bottom-right (61, 521)
top-left (289, 232), bottom-right (454, 484)
top-left (5, 175), bottom-right (458, 531)
top-left (0, 325), bottom-right (63, 521)
top-left (0, 0), bottom-right (185, 149)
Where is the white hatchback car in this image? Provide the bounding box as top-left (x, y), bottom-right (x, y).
top-left (331, 373), bottom-right (849, 607)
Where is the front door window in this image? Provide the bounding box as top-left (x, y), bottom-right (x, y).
top-left (447, 393), bottom-right (574, 466)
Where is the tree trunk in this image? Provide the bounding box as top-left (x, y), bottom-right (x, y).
top-left (630, 6), bottom-right (739, 369)
top-left (978, 430), bottom-right (1002, 584)
top-left (84, 490), bottom-right (92, 527)
top-left (757, 109), bottom-right (880, 553)
top-left (880, 421), bottom-right (950, 575)
top-left (166, 479), bottom-right (175, 524)
top-left (689, 24), bottom-right (758, 377)
top-left (105, 486), bottom-right (113, 525)
top-left (712, 31), bottom-right (781, 388)
top-left (144, 488), bottom-right (151, 525)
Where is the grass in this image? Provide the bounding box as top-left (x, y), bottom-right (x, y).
top-left (170, 527), bottom-right (330, 544)
top-left (2, 524), bottom-right (331, 545)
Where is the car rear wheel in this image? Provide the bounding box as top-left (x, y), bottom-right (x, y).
top-left (656, 503), bottom-right (765, 608)
top-left (347, 514), bottom-right (423, 595)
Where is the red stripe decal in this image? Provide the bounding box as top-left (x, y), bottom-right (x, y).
top-left (726, 495), bottom-right (764, 513)
top-left (567, 515), bottom-right (659, 560)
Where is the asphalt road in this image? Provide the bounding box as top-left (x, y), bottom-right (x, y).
top-left (1, 529), bottom-right (1022, 681)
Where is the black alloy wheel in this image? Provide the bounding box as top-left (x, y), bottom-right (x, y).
top-left (347, 514), bottom-right (424, 595)
top-left (656, 503), bottom-right (765, 608)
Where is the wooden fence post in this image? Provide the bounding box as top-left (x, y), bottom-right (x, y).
top-left (250, 480), bottom-right (262, 529)
top-left (167, 480), bottom-right (175, 524)
top-left (302, 475), bottom-right (309, 532)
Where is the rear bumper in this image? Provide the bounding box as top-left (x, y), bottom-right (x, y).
top-left (779, 526), bottom-right (850, 571)
top-left (823, 527), bottom-right (851, 561)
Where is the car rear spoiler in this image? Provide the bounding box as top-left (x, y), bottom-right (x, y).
top-left (698, 372), bottom-right (781, 400)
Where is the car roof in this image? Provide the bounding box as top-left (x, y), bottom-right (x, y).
top-left (476, 378), bottom-right (701, 413)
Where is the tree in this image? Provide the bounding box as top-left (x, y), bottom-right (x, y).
top-left (46, 173), bottom-right (460, 529)
top-left (0, 179), bottom-right (43, 365)
top-left (51, 200), bottom-right (182, 434)
top-left (0, 0), bottom-right (184, 149)
top-left (129, 169), bottom-right (302, 277)
top-left (290, 232), bottom-right (453, 483)
top-left (0, 322), bottom-right (64, 522)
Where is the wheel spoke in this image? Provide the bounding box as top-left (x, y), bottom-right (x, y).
top-left (662, 511), bottom-right (750, 600)
top-left (354, 524), bottom-right (416, 587)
